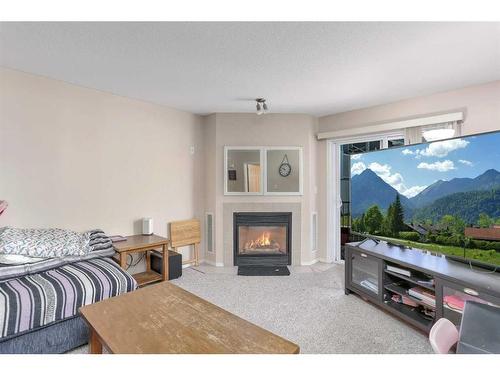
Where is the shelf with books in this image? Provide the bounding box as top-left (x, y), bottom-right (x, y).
top-left (384, 282), bottom-right (436, 310)
top-left (384, 269), bottom-right (435, 292)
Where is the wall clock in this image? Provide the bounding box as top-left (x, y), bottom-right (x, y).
top-left (279, 154), bottom-right (292, 177)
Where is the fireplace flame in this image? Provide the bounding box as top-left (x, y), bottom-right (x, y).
top-left (260, 231), bottom-right (271, 246)
top-left (244, 231), bottom-right (280, 250)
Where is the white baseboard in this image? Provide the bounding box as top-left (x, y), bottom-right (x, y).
top-left (301, 257), bottom-right (340, 265)
top-left (300, 259), bottom-right (320, 266)
top-left (303, 258), bottom-right (338, 264)
top-left (317, 258), bottom-right (329, 263)
top-left (316, 257), bottom-right (344, 265)
top-left (201, 259), bottom-right (224, 267)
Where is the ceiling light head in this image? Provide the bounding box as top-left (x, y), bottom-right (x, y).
top-left (255, 98), bottom-right (268, 115)
top-left (256, 102), bottom-right (263, 115)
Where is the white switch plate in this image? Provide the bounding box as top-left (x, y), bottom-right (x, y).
top-left (189, 145), bottom-right (195, 155)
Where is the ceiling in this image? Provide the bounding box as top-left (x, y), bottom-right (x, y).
top-left (1, 22), bottom-right (499, 116)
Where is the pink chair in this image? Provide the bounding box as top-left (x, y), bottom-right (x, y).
top-left (429, 318), bottom-right (459, 354)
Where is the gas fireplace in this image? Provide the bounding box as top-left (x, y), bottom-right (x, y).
top-left (233, 212), bottom-right (291, 266)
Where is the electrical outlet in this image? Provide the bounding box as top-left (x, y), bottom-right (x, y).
top-left (189, 145), bottom-right (195, 155)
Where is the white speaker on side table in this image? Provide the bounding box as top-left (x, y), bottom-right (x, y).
top-left (142, 217), bottom-right (154, 235)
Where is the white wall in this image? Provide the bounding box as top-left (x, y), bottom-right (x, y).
top-left (316, 81), bottom-right (500, 262)
top-left (0, 68), bottom-right (205, 264)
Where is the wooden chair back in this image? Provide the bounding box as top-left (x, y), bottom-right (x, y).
top-left (169, 219), bottom-right (201, 266)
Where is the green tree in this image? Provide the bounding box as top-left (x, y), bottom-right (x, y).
top-left (382, 195), bottom-right (406, 237)
top-left (352, 217), bottom-right (361, 232)
top-left (352, 213), bottom-right (366, 233)
top-left (359, 213), bottom-right (366, 232)
top-left (364, 205), bottom-right (384, 234)
top-left (382, 203), bottom-right (395, 236)
top-left (391, 194), bottom-right (406, 234)
top-left (478, 213), bottom-right (493, 228)
top-left (439, 215), bottom-right (465, 236)
top-left (423, 218), bottom-right (434, 226)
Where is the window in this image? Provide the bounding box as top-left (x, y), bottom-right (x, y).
top-left (339, 135), bottom-right (401, 229)
top-left (335, 132), bottom-right (404, 260)
top-left (388, 138), bottom-right (405, 148)
top-left (340, 140), bottom-right (383, 228)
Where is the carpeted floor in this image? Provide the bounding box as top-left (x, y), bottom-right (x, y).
top-left (68, 263), bottom-right (432, 354)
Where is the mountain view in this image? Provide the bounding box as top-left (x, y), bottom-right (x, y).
top-left (410, 168), bottom-right (500, 208)
top-left (351, 169), bottom-right (413, 217)
top-left (352, 168), bottom-right (500, 224)
top-left (412, 189), bottom-right (500, 224)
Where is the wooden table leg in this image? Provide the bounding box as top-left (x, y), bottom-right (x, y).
top-left (89, 328), bottom-right (103, 354)
top-left (146, 250), bottom-right (151, 272)
top-left (194, 243), bottom-right (199, 266)
top-left (119, 252), bottom-right (127, 270)
top-left (162, 244), bottom-right (169, 281)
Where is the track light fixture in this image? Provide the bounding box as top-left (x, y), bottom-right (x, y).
top-left (255, 98), bottom-right (269, 115)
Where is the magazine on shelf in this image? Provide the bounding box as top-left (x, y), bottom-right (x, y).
top-left (109, 235), bottom-right (127, 243)
top-left (408, 287), bottom-right (436, 307)
top-left (386, 265), bottom-right (411, 277)
top-left (360, 278), bottom-right (378, 293)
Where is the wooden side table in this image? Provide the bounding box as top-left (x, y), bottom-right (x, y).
top-left (113, 234), bottom-right (169, 287)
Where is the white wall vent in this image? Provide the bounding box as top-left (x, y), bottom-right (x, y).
top-left (311, 211), bottom-right (318, 252)
top-left (205, 212), bottom-right (214, 253)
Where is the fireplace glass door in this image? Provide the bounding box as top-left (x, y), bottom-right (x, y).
top-left (233, 212), bottom-right (292, 266)
top-left (238, 225), bottom-right (287, 256)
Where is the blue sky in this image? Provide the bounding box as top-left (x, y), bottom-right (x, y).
top-left (351, 131), bottom-right (500, 198)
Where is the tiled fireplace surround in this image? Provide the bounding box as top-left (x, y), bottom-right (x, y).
top-left (223, 202), bottom-right (302, 266)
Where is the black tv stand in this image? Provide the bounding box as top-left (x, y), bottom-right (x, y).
top-left (345, 239), bottom-right (500, 332)
top-left (446, 254), bottom-right (499, 273)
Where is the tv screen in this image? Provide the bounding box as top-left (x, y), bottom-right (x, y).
top-left (350, 131), bottom-right (500, 267)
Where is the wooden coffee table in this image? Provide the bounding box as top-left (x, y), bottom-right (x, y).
top-left (113, 234), bottom-right (169, 286)
top-left (79, 282), bottom-right (300, 354)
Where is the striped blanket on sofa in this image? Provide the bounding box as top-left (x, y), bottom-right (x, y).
top-left (0, 257), bottom-right (137, 340)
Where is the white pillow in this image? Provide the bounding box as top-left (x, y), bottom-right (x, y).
top-left (0, 227), bottom-right (92, 258)
top-left (0, 254), bottom-right (45, 265)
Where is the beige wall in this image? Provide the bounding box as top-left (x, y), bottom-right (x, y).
top-left (319, 81), bottom-right (500, 136)
top-left (203, 113), bottom-right (319, 265)
top-left (0, 68), bottom-right (205, 265)
top-left (2, 67), bottom-right (499, 268)
top-left (316, 81), bottom-right (500, 261)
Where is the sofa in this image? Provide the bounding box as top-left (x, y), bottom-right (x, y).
top-left (0, 229), bottom-right (137, 354)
